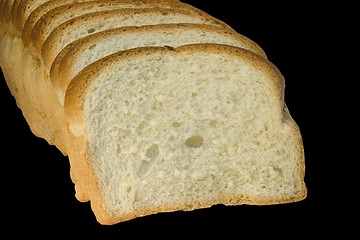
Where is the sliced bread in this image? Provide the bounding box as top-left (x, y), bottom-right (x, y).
top-left (40, 8), bottom-right (232, 67)
top-left (51, 23), bottom-right (266, 105)
top-left (7, 0), bottom-right (49, 35)
top-left (46, 23), bottom-right (266, 157)
top-left (21, 0), bottom-right (180, 47)
top-left (28, 0), bottom-right (196, 58)
top-left (21, 0), bottom-right (94, 41)
top-left (65, 44), bottom-right (306, 224)
top-left (24, 7), bottom-right (236, 152)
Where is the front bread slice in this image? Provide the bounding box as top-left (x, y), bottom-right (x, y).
top-left (65, 44), bottom-right (306, 224)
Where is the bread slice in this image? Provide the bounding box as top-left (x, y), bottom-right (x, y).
top-left (40, 8), bottom-right (231, 68)
top-left (16, 0), bottom-right (92, 36)
top-left (51, 23), bottom-right (266, 105)
top-left (28, 0), bottom-right (201, 58)
top-left (65, 44), bottom-right (306, 224)
top-left (20, 0), bottom-right (92, 40)
top-left (4, 0), bottom-right (49, 35)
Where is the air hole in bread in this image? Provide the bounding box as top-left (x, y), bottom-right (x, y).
top-left (136, 144), bottom-right (159, 179)
top-left (145, 144), bottom-right (159, 160)
top-left (87, 28), bottom-right (95, 34)
top-left (185, 135), bottom-right (204, 148)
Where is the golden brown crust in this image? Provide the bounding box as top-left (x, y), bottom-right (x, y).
top-left (21, 0), bottom-right (85, 48)
top-left (1, 0), bottom-right (306, 224)
top-left (50, 23), bottom-right (266, 96)
top-left (9, 0), bottom-right (20, 33)
top-left (19, 0), bottom-right (219, 50)
top-left (13, 0), bottom-right (47, 34)
top-left (40, 7), bottom-right (234, 67)
top-left (0, 30), bottom-right (69, 154)
top-left (29, 0), bottom-right (193, 58)
top-left (1, 0), bottom-right (16, 34)
top-left (65, 44), bottom-right (306, 225)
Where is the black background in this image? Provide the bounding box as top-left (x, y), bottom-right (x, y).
top-left (0, 0), bottom-right (339, 235)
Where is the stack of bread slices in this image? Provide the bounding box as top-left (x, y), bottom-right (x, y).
top-left (0, 0), bottom-right (306, 224)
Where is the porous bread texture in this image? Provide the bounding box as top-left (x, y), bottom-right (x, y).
top-left (41, 8), bottom-right (231, 67)
top-left (29, 0), bottom-right (199, 58)
top-left (51, 23), bottom-right (266, 105)
top-left (65, 44), bottom-right (306, 224)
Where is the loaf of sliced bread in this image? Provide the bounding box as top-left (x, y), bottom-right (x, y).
top-left (65, 44), bottom-right (306, 224)
top-left (41, 8), bottom-right (231, 67)
top-left (0, 0), bottom-right (306, 224)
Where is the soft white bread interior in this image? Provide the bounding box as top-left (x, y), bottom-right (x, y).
top-left (65, 44), bottom-right (306, 224)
